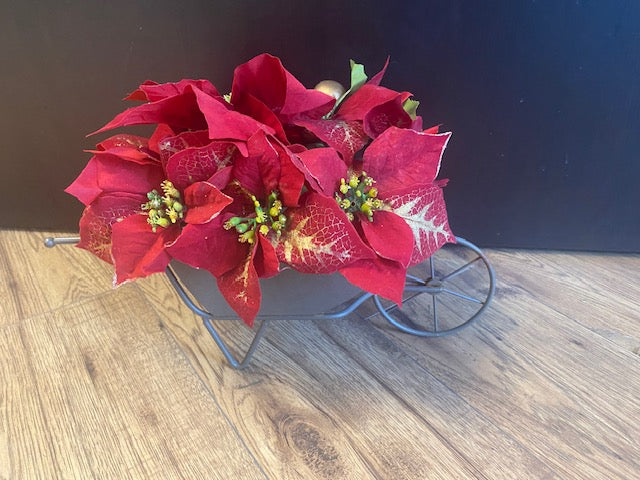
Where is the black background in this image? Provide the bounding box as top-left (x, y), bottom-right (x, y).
top-left (2, 0), bottom-right (638, 252)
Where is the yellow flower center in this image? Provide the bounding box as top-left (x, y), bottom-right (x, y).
top-left (142, 180), bottom-right (185, 232)
top-left (335, 171), bottom-right (385, 222)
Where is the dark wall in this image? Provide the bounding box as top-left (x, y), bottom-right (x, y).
top-left (2, 0), bottom-right (639, 252)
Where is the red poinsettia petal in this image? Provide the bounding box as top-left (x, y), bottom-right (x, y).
top-left (276, 192), bottom-right (374, 273)
top-left (366, 56), bottom-right (390, 87)
top-left (166, 141), bottom-right (243, 191)
top-left (166, 215), bottom-right (246, 277)
top-left (125, 80), bottom-right (156, 101)
top-left (217, 249), bottom-right (261, 327)
top-left (231, 53), bottom-right (333, 121)
top-left (296, 119), bottom-right (369, 164)
top-left (127, 79), bottom-right (221, 102)
top-left (148, 124), bottom-right (176, 156)
top-left (87, 146), bottom-right (158, 166)
top-left (337, 84), bottom-right (409, 121)
top-left (111, 214), bottom-right (178, 286)
top-left (279, 69), bottom-right (334, 120)
top-left (207, 165), bottom-right (234, 190)
top-left (248, 131), bottom-right (280, 194)
top-left (339, 256), bottom-right (406, 305)
top-left (91, 90), bottom-right (208, 135)
top-left (296, 147), bottom-right (347, 196)
top-left (232, 153), bottom-right (265, 199)
top-left (156, 129), bottom-right (215, 166)
top-left (360, 210), bottom-right (414, 267)
top-left (65, 154), bottom-right (164, 206)
top-left (363, 127), bottom-right (451, 195)
top-left (278, 156), bottom-right (306, 207)
top-left (191, 87), bottom-right (275, 140)
top-left (424, 124), bottom-right (440, 134)
top-left (96, 134), bottom-right (149, 151)
top-left (183, 181), bottom-right (233, 224)
top-left (384, 183), bottom-right (456, 266)
top-left (363, 95), bottom-right (412, 139)
top-left (271, 140), bottom-right (305, 206)
top-left (232, 91), bottom-right (288, 143)
top-left (254, 234), bottom-right (280, 278)
top-left (76, 193), bottom-right (143, 263)
top-left (232, 53), bottom-right (287, 112)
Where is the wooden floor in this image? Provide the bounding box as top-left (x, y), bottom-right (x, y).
top-left (0, 230), bottom-right (638, 479)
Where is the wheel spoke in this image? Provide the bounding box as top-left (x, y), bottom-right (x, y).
top-left (429, 256), bottom-right (436, 281)
top-left (405, 274), bottom-right (425, 284)
top-left (440, 256), bottom-right (481, 282)
top-left (442, 288), bottom-right (484, 304)
top-left (365, 291), bottom-right (424, 319)
top-left (432, 295), bottom-right (438, 331)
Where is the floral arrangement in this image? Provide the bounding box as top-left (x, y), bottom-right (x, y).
top-left (66, 54), bottom-right (455, 326)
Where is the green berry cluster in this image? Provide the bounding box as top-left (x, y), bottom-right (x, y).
top-left (142, 180), bottom-right (185, 232)
top-left (335, 171), bottom-right (384, 221)
top-left (223, 191), bottom-right (287, 244)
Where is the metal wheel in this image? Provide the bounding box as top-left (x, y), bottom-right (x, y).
top-left (374, 236), bottom-right (496, 337)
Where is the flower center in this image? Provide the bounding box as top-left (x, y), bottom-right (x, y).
top-left (224, 191), bottom-right (287, 244)
top-left (141, 180), bottom-right (185, 232)
top-left (335, 171), bottom-right (384, 221)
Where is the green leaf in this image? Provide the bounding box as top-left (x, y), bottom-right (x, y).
top-left (349, 59), bottom-right (368, 91)
top-left (403, 98), bottom-right (420, 120)
top-left (323, 60), bottom-right (369, 119)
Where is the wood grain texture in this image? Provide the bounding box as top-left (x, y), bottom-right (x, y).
top-left (2, 229), bottom-right (639, 479)
top-left (0, 231), bottom-right (265, 479)
top-left (140, 274), bottom-right (480, 479)
top-left (359, 249), bottom-right (640, 479)
top-left (0, 230), bottom-right (114, 324)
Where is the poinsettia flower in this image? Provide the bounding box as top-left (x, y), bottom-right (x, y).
top-left (167, 130), bottom-right (320, 326)
top-left (297, 126), bottom-right (455, 303)
top-left (66, 133), bottom-right (234, 285)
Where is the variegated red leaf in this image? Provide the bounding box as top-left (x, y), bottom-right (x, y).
top-left (157, 129), bottom-right (210, 165)
top-left (217, 249), bottom-right (261, 327)
top-left (276, 192), bottom-right (374, 273)
top-left (385, 184), bottom-right (455, 266)
top-left (166, 141), bottom-right (244, 191)
top-left (296, 119), bottom-right (369, 164)
top-left (96, 134), bottom-right (149, 151)
top-left (76, 193), bottom-right (143, 264)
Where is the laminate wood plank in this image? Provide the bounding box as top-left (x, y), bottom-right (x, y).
top-left (486, 249), bottom-right (640, 353)
top-left (0, 285), bottom-right (264, 479)
top-left (361, 254), bottom-right (640, 478)
top-left (138, 274), bottom-right (480, 479)
top-left (0, 230), bottom-right (113, 323)
top-left (311, 317), bottom-right (560, 480)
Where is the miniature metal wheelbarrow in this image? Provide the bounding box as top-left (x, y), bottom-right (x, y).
top-left (45, 236), bottom-right (495, 369)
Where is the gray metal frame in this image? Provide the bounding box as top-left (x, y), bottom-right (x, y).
top-left (45, 235), bottom-right (495, 369)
